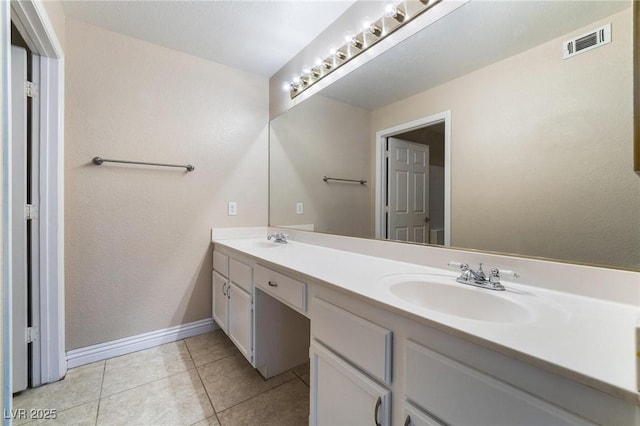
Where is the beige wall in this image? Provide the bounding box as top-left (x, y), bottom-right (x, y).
top-left (372, 8), bottom-right (639, 268)
top-left (42, 0), bottom-right (65, 52)
top-left (270, 95), bottom-right (373, 238)
top-left (65, 19), bottom-right (268, 350)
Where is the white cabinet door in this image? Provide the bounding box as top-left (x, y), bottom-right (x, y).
top-left (228, 282), bottom-right (252, 363)
top-left (212, 270), bottom-right (228, 333)
top-left (403, 403), bottom-right (444, 426)
top-left (311, 343), bottom-right (390, 426)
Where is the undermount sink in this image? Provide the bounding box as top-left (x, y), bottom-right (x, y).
top-left (384, 275), bottom-right (534, 324)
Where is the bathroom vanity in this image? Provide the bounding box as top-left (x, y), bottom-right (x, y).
top-left (211, 227), bottom-right (639, 426)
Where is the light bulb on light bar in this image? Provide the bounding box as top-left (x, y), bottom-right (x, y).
top-left (385, 4), bottom-right (405, 22)
top-left (302, 67), bottom-right (311, 75)
top-left (314, 58), bottom-right (323, 67)
top-left (351, 37), bottom-right (363, 49)
top-left (292, 76), bottom-right (301, 84)
top-left (335, 50), bottom-right (347, 60)
top-left (369, 23), bottom-right (382, 37)
top-left (282, 82), bottom-right (291, 92)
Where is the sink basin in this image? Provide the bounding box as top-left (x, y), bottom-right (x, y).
top-left (385, 275), bottom-right (534, 324)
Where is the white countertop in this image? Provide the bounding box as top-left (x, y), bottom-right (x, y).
top-left (212, 235), bottom-right (639, 403)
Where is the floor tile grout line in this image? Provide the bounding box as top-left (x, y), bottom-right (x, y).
top-left (192, 348), bottom-right (241, 370)
top-left (98, 364), bottom-right (198, 400)
top-left (12, 380), bottom-right (104, 424)
top-left (297, 375), bottom-right (310, 388)
top-left (215, 374), bottom-right (303, 416)
top-left (185, 337), bottom-right (223, 426)
top-left (95, 360), bottom-right (107, 425)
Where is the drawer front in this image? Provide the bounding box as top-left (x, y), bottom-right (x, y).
top-left (230, 258), bottom-right (252, 292)
top-left (312, 297), bottom-right (392, 385)
top-left (405, 340), bottom-right (594, 426)
top-left (213, 251), bottom-right (229, 278)
top-left (254, 265), bottom-right (306, 312)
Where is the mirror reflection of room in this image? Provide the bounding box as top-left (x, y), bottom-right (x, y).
top-left (269, 0), bottom-right (639, 270)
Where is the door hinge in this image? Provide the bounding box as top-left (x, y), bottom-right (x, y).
top-left (385, 150), bottom-right (391, 158)
top-left (25, 204), bottom-right (38, 220)
top-left (25, 81), bottom-right (39, 98)
top-left (27, 327), bottom-right (39, 343)
top-left (384, 205), bottom-right (390, 213)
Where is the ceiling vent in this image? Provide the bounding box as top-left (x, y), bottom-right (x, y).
top-left (563, 23), bottom-right (611, 59)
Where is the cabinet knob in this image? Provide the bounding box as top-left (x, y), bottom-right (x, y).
top-left (268, 281), bottom-right (278, 287)
top-left (374, 396), bottom-right (382, 426)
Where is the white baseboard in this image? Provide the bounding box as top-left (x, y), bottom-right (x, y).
top-left (66, 318), bottom-right (218, 369)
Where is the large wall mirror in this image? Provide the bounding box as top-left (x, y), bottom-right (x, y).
top-left (269, 0), bottom-right (640, 270)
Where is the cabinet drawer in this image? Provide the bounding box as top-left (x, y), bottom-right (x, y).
top-left (230, 258), bottom-right (252, 292)
top-left (254, 265), bottom-right (306, 312)
top-left (213, 251), bottom-right (229, 277)
top-left (312, 297), bottom-right (392, 385)
top-left (405, 340), bottom-right (594, 426)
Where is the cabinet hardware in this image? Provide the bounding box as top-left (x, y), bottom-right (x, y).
top-left (222, 282), bottom-right (227, 296)
top-left (404, 414), bottom-right (411, 426)
top-left (268, 281), bottom-right (278, 287)
top-left (374, 396), bottom-right (382, 426)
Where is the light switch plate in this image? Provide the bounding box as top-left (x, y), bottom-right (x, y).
top-left (296, 202), bottom-right (304, 215)
top-left (228, 202), bottom-right (237, 216)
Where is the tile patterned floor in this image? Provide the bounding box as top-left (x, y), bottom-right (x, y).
top-left (12, 330), bottom-right (310, 426)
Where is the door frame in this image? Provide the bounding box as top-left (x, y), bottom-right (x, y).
top-left (5, 0), bottom-right (66, 397)
top-left (374, 111), bottom-right (451, 246)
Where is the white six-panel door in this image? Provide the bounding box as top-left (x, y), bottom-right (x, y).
top-left (387, 137), bottom-right (430, 243)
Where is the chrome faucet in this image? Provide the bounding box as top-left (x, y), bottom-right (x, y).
top-left (267, 233), bottom-right (288, 244)
top-left (448, 262), bottom-right (518, 291)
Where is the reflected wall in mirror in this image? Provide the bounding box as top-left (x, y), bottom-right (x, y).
top-left (269, 0), bottom-right (640, 270)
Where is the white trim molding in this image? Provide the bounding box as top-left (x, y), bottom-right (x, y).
top-left (66, 319), bottom-right (219, 369)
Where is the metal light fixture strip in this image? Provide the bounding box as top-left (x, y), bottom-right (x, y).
top-left (289, 0), bottom-right (442, 99)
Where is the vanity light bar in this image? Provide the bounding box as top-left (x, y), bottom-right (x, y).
top-left (285, 0), bottom-right (442, 99)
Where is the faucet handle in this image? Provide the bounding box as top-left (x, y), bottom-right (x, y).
top-left (447, 261), bottom-right (468, 271)
top-left (489, 268), bottom-right (519, 282)
top-left (497, 268), bottom-right (519, 279)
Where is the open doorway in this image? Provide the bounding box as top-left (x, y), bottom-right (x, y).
top-left (375, 111), bottom-right (451, 246)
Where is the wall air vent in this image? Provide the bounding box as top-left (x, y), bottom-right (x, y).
top-left (563, 23), bottom-right (611, 59)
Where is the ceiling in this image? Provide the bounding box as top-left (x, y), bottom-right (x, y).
top-left (61, 0), bottom-right (358, 77)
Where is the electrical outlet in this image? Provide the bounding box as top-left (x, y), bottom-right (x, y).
top-left (228, 202), bottom-right (237, 216)
top-left (296, 202), bottom-right (304, 215)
